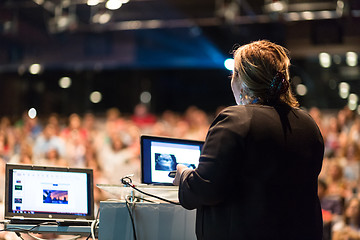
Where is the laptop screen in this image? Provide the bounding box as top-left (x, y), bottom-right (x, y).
top-left (5, 164), bottom-right (94, 221)
top-left (141, 135), bottom-right (204, 185)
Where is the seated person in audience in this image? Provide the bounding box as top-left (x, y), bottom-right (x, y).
top-left (324, 116), bottom-right (341, 158)
top-left (318, 179), bottom-right (343, 224)
top-left (131, 103), bottom-right (157, 130)
top-left (33, 123), bottom-right (65, 162)
top-left (60, 113), bottom-right (88, 142)
top-left (326, 161), bottom-right (347, 198)
top-left (342, 142), bottom-right (360, 195)
top-left (86, 145), bottom-right (110, 212)
top-left (100, 133), bottom-right (140, 183)
top-left (61, 114), bottom-right (88, 167)
top-left (37, 148), bottom-right (67, 167)
top-left (46, 148), bottom-right (67, 167)
top-left (9, 142), bottom-right (33, 165)
top-left (332, 197), bottom-right (360, 240)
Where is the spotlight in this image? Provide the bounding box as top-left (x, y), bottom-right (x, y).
top-left (90, 91), bottom-right (102, 103)
top-left (346, 52), bottom-right (358, 67)
top-left (319, 53), bottom-right (331, 68)
top-left (98, 12), bottom-right (112, 24)
top-left (301, 11), bottom-right (315, 20)
top-left (264, 1), bottom-right (287, 13)
top-left (59, 77), bottom-right (72, 89)
top-left (29, 64), bottom-right (42, 75)
top-left (287, 12), bottom-right (300, 21)
top-left (224, 58), bottom-right (234, 71)
top-left (140, 91), bottom-right (152, 104)
top-left (28, 108), bottom-right (37, 119)
top-left (87, 0), bottom-right (100, 6)
top-left (106, 0), bottom-right (122, 10)
top-left (339, 82), bottom-right (350, 99)
top-left (296, 84), bottom-right (307, 96)
top-left (348, 93), bottom-right (358, 111)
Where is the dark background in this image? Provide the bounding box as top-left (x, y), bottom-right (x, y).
top-left (0, 0), bottom-right (359, 118)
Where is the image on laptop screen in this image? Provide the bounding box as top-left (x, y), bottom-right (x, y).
top-left (5, 164), bottom-right (94, 223)
top-left (141, 135), bottom-right (204, 185)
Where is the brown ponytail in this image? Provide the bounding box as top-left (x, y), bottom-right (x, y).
top-left (233, 40), bottom-right (299, 108)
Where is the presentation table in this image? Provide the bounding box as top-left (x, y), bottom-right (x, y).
top-left (98, 201), bottom-right (197, 240)
top-left (3, 185), bottom-right (196, 239)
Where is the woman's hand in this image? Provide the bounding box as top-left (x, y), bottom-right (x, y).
top-left (173, 164), bottom-right (189, 186)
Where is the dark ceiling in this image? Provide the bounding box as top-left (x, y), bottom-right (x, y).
top-left (0, 0), bottom-right (359, 116)
top-left (1, 0), bottom-right (359, 70)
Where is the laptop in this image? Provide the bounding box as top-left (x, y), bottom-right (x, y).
top-left (141, 135), bottom-right (204, 185)
top-left (5, 164), bottom-right (94, 226)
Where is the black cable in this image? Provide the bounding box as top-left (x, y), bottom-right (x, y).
top-left (15, 232), bottom-right (25, 240)
top-left (125, 196), bottom-right (137, 240)
top-left (133, 196), bottom-right (157, 204)
top-left (121, 176), bottom-right (180, 205)
top-left (120, 176), bottom-right (180, 240)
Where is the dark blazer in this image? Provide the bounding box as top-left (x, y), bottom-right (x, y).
top-left (179, 104), bottom-right (324, 240)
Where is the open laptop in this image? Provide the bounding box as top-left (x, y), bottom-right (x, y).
top-left (141, 135), bottom-right (204, 185)
top-left (5, 163), bottom-right (94, 226)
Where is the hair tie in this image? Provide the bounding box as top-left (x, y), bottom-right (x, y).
top-left (267, 72), bottom-right (289, 103)
top-left (269, 72), bottom-right (289, 95)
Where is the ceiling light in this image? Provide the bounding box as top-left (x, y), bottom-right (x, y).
top-left (319, 53), bottom-right (331, 68)
top-left (346, 52), bottom-right (358, 67)
top-left (286, 12), bottom-right (300, 21)
top-left (140, 91), bottom-right (152, 104)
top-left (106, 0), bottom-right (122, 10)
top-left (90, 91), bottom-right (102, 103)
top-left (296, 84), bottom-right (308, 96)
top-left (348, 93), bottom-right (358, 111)
top-left (28, 108), bottom-right (37, 119)
top-left (57, 16), bottom-right (70, 29)
top-left (339, 82), bottom-right (350, 99)
top-left (59, 77), bottom-right (72, 89)
top-left (98, 12), bottom-right (112, 24)
top-left (301, 11), bottom-right (314, 20)
top-left (29, 64), bottom-right (42, 74)
top-left (319, 11), bottom-right (333, 19)
top-left (87, 0), bottom-right (100, 6)
top-left (264, 1), bottom-right (287, 13)
top-left (337, 0), bottom-right (344, 9)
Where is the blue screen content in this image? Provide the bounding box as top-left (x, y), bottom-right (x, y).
top-left (10, 169), bottom-right (89, 216)
top-left (142, 137), bottom-right (203, 184)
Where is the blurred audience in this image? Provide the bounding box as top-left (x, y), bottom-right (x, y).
top-left (131, 103), bottom-right (157, 131)
top-left (0, 104), bottom-right (360, 239)
top-left (33, 123), bottom-right (65, 161)
top-left (60, 113), bottom-right (88, 168)
top-left (332, 197), bottom-right (360, 240)
top-left (99, 132), bottom-right (139, 183)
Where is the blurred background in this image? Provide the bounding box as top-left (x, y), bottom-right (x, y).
top-left (0, 0), bottom-right (359, 117)
top-left (0, 2), bottom-right (360, 239)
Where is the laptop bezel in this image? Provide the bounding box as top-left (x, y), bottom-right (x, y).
top-left (140, 135), bottom-right (204, 185)
top-left (5, 163), bottom-right (95, 222)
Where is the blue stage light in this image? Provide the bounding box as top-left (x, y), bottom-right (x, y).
top-left (224, 58), bottom-right (234, 71)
